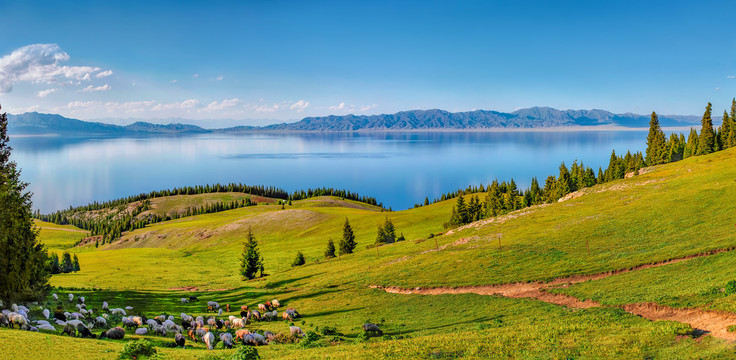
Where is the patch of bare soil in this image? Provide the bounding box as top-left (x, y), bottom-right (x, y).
top-left (373, 245), bottom-right (736, 340)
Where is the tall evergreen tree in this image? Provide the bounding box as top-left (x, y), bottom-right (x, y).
top-left (72, 254), bottom-right (80, 272)
top-left (684, 128), bottom-right (699, 158)
top-left (324, 239), bottom-right (336, 259)
top-left (697, 103), bottom-right (715, 155)
top-left (49, 253), bottom-right (60, 274)
top-left (60, 252), bottom-right (73, 273)
top-left (239, 227), bottom-right (262, 280)
top-left (339, 218), bottom-right (357, 255)
top-left (720, 110), bottom-right (731, 149)
top-left (0, 106), bottom-right (51, 303)
top-left (645, 111), bottom-right (667, 165)
top-left (375, 217), bottom-right (396, 244)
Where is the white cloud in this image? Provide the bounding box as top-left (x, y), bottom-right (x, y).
top-left (727, 75), bottom-right (735, 79)
top-left (329, 102), bottom-right (347, 111)
top-left (0, 44), bottom-right (104, 93)
top-left (36, 88), bottom-right (58, 98)
top-left (359, 104), bottom-right (377, 112)
top-left (215, 75), bottom-right (223, 81)
top-left (9, 105), bottom-right (40, 113)
top-left (96, 70), bottom-right (113, 78)
top-left (192, 74), bottom-right (199, 78)
top-left (715, 87), bottom-right (721, 91)
top-left (151, 99), bottom-right (201, 111)
top-left (200, 98), bottom-right (241, 112)
top-left (328, 102), bottom-right (378, 114)
top-left (289, 99), bottom-right (310, 112)
top-left (80, 84), bottom-right (111, 92)
top-left (170, 79), bottom-right (177, 83)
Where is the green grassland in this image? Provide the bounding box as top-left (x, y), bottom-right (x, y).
top-left (4, 147), bottom-right (736, 359)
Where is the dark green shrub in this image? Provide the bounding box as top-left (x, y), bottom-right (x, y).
top-left (728, 325), bottom-right (736, 333)
top-left (319, 326), bottom-right (339, 336)
top-left (118, 339), bottom-right (156, 359)
top-left (291, 251), bottom-right (306, 267)
top-left (231, 346), bottom-right (260, 360)
top-left (300, 331), bottom-right (321, 348)
top-left (725, 280), bottom-right (736, 294)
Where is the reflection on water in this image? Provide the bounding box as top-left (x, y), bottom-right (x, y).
top-left (10, 131), bottom-right (651, 213)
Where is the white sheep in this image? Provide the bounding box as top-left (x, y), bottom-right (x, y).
top-left (180, 298), bottom-right (189, 304)
top-left (79, 296), bottom-right (85, 304)
top-left (220, 332), bottom-right (233, 349)
top-left (102, 302), bottom-right (109, 311)
top-left (271, 299), bottom-right (281, 308)
top-left (290, 326), bottom-right (304, 337)
top-left (95, 317), bottom-right (107, 328)
top-left (111, 308), bottom-right (126, 316)
top-left (52, 293), bottom-right (58, 301)
top-left (203, 331), bottom-right (215, 350)
top-left (146, 319), bottom-right (158, 328)
top-left (125, 306), bottom-right (134, 310)
top-left (68, 294), bottom-right (74, 302)
top-left (218, 308), bottom-right (223, 316)
top-left (55, 319), bottom-right (66, 326)
top-left (42, 309), bottom-right (50, 319)
top-left (38, 324), bottom-right (56, 331)
top-left (135, 327), bottom-right (148, 335)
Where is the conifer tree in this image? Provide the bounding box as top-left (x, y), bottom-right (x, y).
top-left (240, 227), bottom-right (262, 280)
top-left (697, 103), bottom-right (715, 155)
top-left (720, 110), bottom-right (731, 149)
top-left (49, 253), bottom-right (60, 274)
top-left (291, 251), bottom-right (305, 267)
top-left (645, 112), bottom-right (667, 165)
top-left (0, 106), bottom-right (51, 303)
top-left (61, 252), bottom-right (73, 273)
top-left (423, 197), bottom-right (429, 206)
top-left (684, 128), bottom-right (698, 158)
top-left (338, 218), bottom-right (357, 255)
top-left (72, 254), bottom-right (80, 272)
top-left (324, 239), bottom-right (336, 259)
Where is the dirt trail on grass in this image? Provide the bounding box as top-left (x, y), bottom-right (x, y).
top-left (374, 246), bottom-right (736, 340)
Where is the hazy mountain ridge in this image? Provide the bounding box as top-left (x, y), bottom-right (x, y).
top-left (7, 107), bottom-right (704, 135)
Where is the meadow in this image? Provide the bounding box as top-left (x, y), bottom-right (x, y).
top-left (3, 147), bottom-right (736, 359)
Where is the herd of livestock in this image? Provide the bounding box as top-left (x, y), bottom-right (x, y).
top-left (0, 293), bottom-right (384, 351)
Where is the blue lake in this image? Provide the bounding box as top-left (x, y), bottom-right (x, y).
top-left (10, 131), bottom-right (656, 214)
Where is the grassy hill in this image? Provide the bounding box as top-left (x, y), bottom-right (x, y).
top-left (4, 147), bottom-right (736, 359)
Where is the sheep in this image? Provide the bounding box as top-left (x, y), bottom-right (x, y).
top-left (362, 323), bottom-right (383, 336)
top-left (154, 324), bottom-right (168, 337)
top-left (262, 310), bottom-right (278, 322)
top-left (286, 308), bottom-right (301, 318)
top-left (121, 317), bottom-right (136, 330)
top-left (154, 315), bottom-right (166, 323)
top-left (55, 319), bottom-right (66, 326)
top-left (0, 313), bottom-right (8, 327)
top-left (163, 319), bottom-right (177, 330)
top-left (102, 314), bottom-right (109, 320)
top-left (111, 308), bottom-right (126, 316)
top-left (180, 298), bottom-right (189, 304)
top-left (77, 324), bottom-right (96, 338)
top-left (18, 305), bottom-right (29, 313)
top-left (243, 333), bottom-right (267, 346)
top-left (9, 313), bottom-right (29, 328)
top-left (94, 317), bottom-right (107, 328)
top-left (240, 305), bottom-right (248, 312)
top-left (135, 327), bottom-right (148, 335)
top-left (38, 324), bottom-right (56, 331)
top-left (232, 318), bottom-right (245, 328)
top-left (235, 329), bottom-right (250, 341)
top-left (290, 326), bottom-right (304, 337)
top-left (68, 294), bottom-right (74, 302)
top-left (61, 324), bottom-right (76, 337)
top-left (282, 311), bottom-right (294, 322)
top-left (36, 320), bottom-right (51, 327)
top-left (271, 299), bottom-right (281, 308)
top-left (187, 329), bottom-right (198, 342)
top-left (102, 327), bottom-right (125, 340)
top-left (250, 310), bottom-right (261, 321)
top-left (206, 301), bottom-right (220, 309)
top-left (220, 332), bottom-right (234, 349)
top-left (124, 306), bottom-right (134, 310)
top-left (264, 330), bottom-right (276, 341)
top-left (258, 303), bottom-right (267, 312)
top-left (78, 296), bottom-right (85, 304)
top-left (203, 331), bottom-right (215, 350)
top-left (175, 333), bottom-right (186, 348)
top-left (42, 309), bottom-right (50, 319)
top-left (52, 293), bottom-right (58, 301)
top-left (265, 301), bottom-right (273, 310)
top-left (102, 301), bottom-right (109, 311)
top-left (167, 315), bottom-right (174, 323)
top-left (66, 319), bottom-right (83, 328)
top-left (189, 296), bottom-right (199, 302)
top-left (79, 309), bottom-right (88, 316)
top-left (206, 317), bottom-right (216, 328)
top-left (146, 319), bottom-right (158, 328)
top-left (218, 308), bottom-right (223, 316)
top-left (226, 304), bottom-right (230, 312)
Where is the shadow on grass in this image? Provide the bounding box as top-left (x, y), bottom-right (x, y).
top-left (263, 273), bottom-right (322, 289)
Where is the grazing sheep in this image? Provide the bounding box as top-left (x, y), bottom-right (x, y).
top-left (189, 296), bottom-right (199, 302)
top-left (36, 320), bottom-right (51, 327)
top-left (66, 319), bottom-right (83, 328)
top-left (9, 313), bottom-right (29, 328)
top-left (18, 305), bottom-right (29, 313)
top-left (121, 317), bottom-right (136, 330)
top-left (0, 313), bottom-right (8, 327)
top-left (135, 327), bottom-right (148, 335)
top-left (262, 310), bottom-right (277, 322)
top-left (235, 329), bottom-right (250, 341)
top-left (290, 326), bottom-right (304, 337)
top-left (38, 324), bottom-right (56, 331)
top-left (271, 299), bottom-right (281, 308)
top-left (79, 309), bottom-right (88, 316)
top-left (168, 315), bottom-right (174, 322)
top-left (218, 308), bottom-right (223, 316)
top-left (68, 294), bottom-right (74, 302)
top-left (264, 330), bottom-right (276, 341)
top-left (240, 305), bottom-right (248, 312)
top-left (55, 319), bottom-right (66, 326)
top-left (251, 333), bottom-right (267, 345)
top-left (206, 301), bottom-right (220, 309)
top-left (220, 332), bottom-right (234, 349)
top-left (154, 324), bottom-right (167, 337)
top-left (232, 318), bottom-right (245, 328)
top-left (215, 319), bottom-right (224, 329)
top-left (226, 304), bottom-right (230, 312)
top-left (94, 317), bottom-right (107, 328)
top-left (187, 329), bottom-right (198, 342)
top-left (102, 301), bottom-right (109, 311)
top-left (203, 331), bottom-right (215, 350)
top-left (175, 333), bottom-right (186, 348)
top-left (258, 304), bottom-right (267, 313)
top-left (206, 317), bottom-right (216, 328)
top-left (42, 309), bottom-right (50, 319)
top-left (282, 311), bottom-right (293, 322)
top-left (102, 327), bottom-right (125, 340)
top-left (286, 308), bottom-right (301, 318)
top-left (250, 310), bottom-right (261, 320)
top-left (265, 301), bottom-right (273, 310)
top-left (61, 324), bottom-right (76, 337)
top-left (146, 319), bottom-right (158, 328)
top-left (78, 296), bottom-right (85, 304)
top-left (77, 324), bottom-right (96, 338)
top-left (124, 306), bottom-right (134, 311)
top-left (243, 333), bottom-right (267, 346)
top-left (180, 298), bottom-right (189, 304)
top-left (52, 293), bottom-right (58, 301)
top-left (163, 319), bottom-right (177, 330)
top-left (362, 323), bottom-right (383, 336)
top-left (111, 308), bottom-right (126, 316)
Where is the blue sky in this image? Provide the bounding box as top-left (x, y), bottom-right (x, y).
top-left (1, 0), bottom-right (735, 125)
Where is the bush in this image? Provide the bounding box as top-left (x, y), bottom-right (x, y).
top-left (231, 346), bottom-right (260, 360)
top-left (300, 331), bottom-right (321, 348)
top-left (271, 333), bottom-right (299, 344)
top-left (725, 280), bottom-right (736, 294)
top-left (318, 326), bottom-right (339, 336)
top-left (118, 339), bottom-right (157, 359)
top-left (291, 251), bottom-right (306, 267)
top-left (728, 325), bottom-right (736, 333)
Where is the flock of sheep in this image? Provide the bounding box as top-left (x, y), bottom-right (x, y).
top-left (0, 293), bottom-right (384, 351)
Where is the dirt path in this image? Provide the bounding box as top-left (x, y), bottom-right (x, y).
top-left (373, 246), bottom-right (736, 340)
top-left (38, 226), bottom-right (87, 233)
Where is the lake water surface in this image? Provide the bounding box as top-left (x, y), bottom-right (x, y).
top-left (10, 131), bottom-right (654, 214)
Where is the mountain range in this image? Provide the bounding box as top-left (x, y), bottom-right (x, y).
top-left (6, 107), bottom-right (705, 135)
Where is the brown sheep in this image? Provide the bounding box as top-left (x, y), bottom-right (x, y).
top-left (258, 303), bottom-right (267, 313)
top-left (241, 305), bottom-right (248, 312)
top-left (235, 329), bottom-right (251, 341)
top-left (362, 323), bottom-right (383, 336)
top-left (226, 304), bottom-right (230, 312)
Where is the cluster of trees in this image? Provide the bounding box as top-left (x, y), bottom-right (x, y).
top-left (323, 218), bottom-right (357, 260)
top-left (48, 252), bottom-right (80, 274)
top-left (445, 100), bottom-right (736, 229)
top-left (374, 217), bottom-right (405, 245)
top-left (289, 187), bottom-right (382, 207)
top-left (0, 106), bottom-right (51, 304)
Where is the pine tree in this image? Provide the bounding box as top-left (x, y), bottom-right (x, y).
top-left (60, 252), bottom-right (73, 273)
top-left (645, 111), bottom-right (667, 165)
top-left (72, 254), bottom-right (80, 272)
top-left (0, 106), bottom-right (51, 303)
top-left (49, 253), bottom-right (61, 274)
top-left (324, 239), bottom-right (336, 259)
top-left (684, 128), bottom-right (698, 158)
top-left (382, 217), bottom-right (396, 243)
top-left (291, 251), bottom-right (306, 267)
top-left (697, 103), bottom-right (715, 155)
top-left (338, 218), bottom-right (357, 256)
top-left (720, 110), bottom-right (731, 149)
top-left (423, 197), bottom-right (429, 206)
top-left (239, 227), bottom-right (262, 280)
